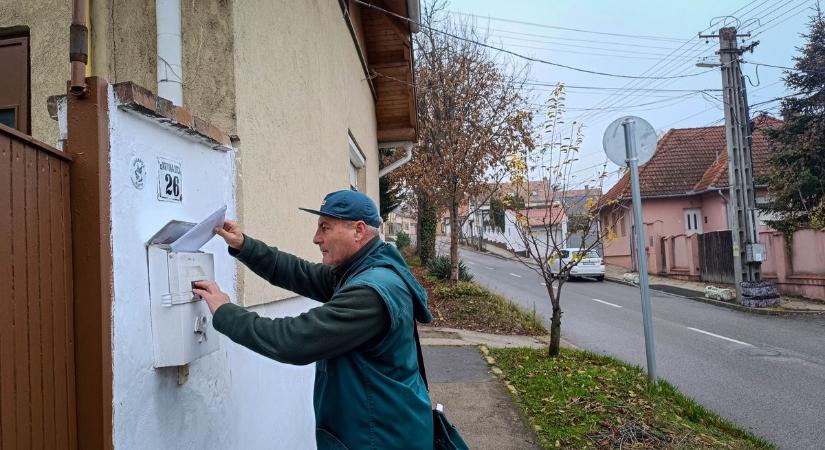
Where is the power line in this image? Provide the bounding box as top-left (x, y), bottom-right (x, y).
top-left (490, 38), bottom-right (708, 60)
top-left (573, 0), bottom-right (783, 125)
top-left (750, 92), bottom-right (805, 107)
top-left (485, 27), bottom-right (699, 51)
top-left (354, 0), bottom-right (718, 80)
top-left (525, 82), bottom-right (721, 93)
top-left (488, 34), bottom-right (709, 58)
top-left (449, 11), bottom-right (687, 42)
top-left (498, 42), bottom-right (704, 62)
top-left (566, 92), bottom-right (702, 111)
top-left (571, 0), bottom-right (766, 123)
top-left (745, 60), bottom-right (825, 74)
top-left (752, 1), bottom-right (815, 36)
top-left (748, 0), bottom-right (813, 34)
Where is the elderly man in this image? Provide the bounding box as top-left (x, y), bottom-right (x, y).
top-left (193, 190), bottom-right (434, 450)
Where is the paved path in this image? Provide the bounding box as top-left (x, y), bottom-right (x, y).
top-left (454, 246), bottom-right (825, 450)
top-left (422, 346), bottom-right (541, 450)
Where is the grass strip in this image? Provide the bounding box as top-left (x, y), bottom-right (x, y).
top-left (408, 260), bottom-right (546, 335)
top-left (489, 347), bottom-right (774, 449)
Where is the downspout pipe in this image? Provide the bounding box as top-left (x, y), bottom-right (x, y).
top-left (156, 0), bottom-right (183, 105)
top-left (70, 0), bottom-right (88, 96)
top-left (378, 142), bottom-right (414, 178)
top-left (406, 0), bottom-right (421, 33)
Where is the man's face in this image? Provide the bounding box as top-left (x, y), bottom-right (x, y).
top-left (313, 217), bottom-right (364, 266)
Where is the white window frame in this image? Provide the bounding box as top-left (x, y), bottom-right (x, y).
top-left (348, 134), bottom-right (366, 191)
top-left (684, 208), bottom-right (703, 234)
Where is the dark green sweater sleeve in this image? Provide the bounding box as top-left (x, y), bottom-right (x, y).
top-left (230, 235), bottom-right (336, 303)
top-left (212, 285), bottom-right (390, 365)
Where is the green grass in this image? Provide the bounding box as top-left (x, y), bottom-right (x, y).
top-left (408, 261), bottom-right (547, 336)
top-left (489, 347), bottom-right (774, 450)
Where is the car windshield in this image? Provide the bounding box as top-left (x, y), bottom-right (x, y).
top-left (573, 251), bottom-right (600, 259)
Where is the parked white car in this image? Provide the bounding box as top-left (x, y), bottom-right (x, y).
top-left (546, 248), bottom-right (605, 281)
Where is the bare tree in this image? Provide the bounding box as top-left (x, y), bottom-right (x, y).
top-left (396, 1), bottom-right (534, 282)
top-left (504, 84), bottom-right (625, 356)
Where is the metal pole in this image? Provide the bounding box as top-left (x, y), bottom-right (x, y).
top-left (623, 119), bottom-right (658, 383)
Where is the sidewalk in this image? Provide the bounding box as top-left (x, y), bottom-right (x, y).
top-left (419, 326), bottom-right (575, 450)
top-left (603, 264), bottom-right (825, 314)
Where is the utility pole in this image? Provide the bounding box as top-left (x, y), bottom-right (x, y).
top-left (699, 27), bottom-right (765, 304)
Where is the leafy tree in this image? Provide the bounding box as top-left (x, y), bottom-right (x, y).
top-left (505, 84), bottom-right (614, 357)
top-left (379, 175), bottom-right (403, 222)
top-left (395, 230), bottom-right (411, 252)
top-left (761, 5), bottom-right (825, 232)
top-left (489, 197), bottom-right (506, 232)
top-left (398, 1), bottom-right (534, 283)
top-left (502, 193), bottom-right (526, 210)
top-left (416, 197), bottom-right (438, 264)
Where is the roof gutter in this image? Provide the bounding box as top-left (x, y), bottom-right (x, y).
top-left (378, 142), bottom-right (414, 178)
top-left (406, 0), bottom-right (421, 32)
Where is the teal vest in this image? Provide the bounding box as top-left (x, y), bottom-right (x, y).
top-left (314, 242), bottom-right (433, 450)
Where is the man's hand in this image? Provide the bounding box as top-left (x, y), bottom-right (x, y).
top-left (193, 280), bottom-right (231, 314)
top-left (215, 219), bottom-right (244, 250)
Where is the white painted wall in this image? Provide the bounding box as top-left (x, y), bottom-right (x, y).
top-left (105, 88), bottom-right (316, 449)
top-left (462, 210), bottom-right (567, 255)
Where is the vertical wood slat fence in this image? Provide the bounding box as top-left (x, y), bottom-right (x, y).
top-left (0, 124), bottom-right (76, 450)
top-left (698, 230), bottom-right (736, 284)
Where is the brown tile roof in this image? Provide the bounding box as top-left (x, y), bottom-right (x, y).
top-left (516, 206), bottom-right (567, 227)
top-left (601, 116), bottom-right (780, 204)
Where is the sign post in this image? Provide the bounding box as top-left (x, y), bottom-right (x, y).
top-left (603, 116), bottom-right (658, 383)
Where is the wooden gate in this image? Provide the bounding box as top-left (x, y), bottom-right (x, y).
top-left (0, 124), bottom-right (76, 449)
top-left (698, 230), bottom-right (735, 284)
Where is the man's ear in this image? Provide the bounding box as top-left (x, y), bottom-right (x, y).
top-left (354, 220), bottom-right (368, 241)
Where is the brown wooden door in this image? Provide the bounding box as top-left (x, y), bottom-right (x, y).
top-left (0, 35), bottom-right (30, 134)
top-left (0, 124), bottom-right (76, 450)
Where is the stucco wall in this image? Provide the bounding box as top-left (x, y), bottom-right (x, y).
top-left (1, 0), bottom-right (236, 142)
top-left (106, 89), bottom-right (315, 449)
top-left (602, 197), bottom-right (704, 267)
top-left (232, 0), bottom-right (379, 306)
top-left (0, 0), bottom-right (70, 143)
top-left (700, 192), bottom-right (729, 232)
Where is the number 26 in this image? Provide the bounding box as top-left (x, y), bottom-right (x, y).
top-left (164, 174), bottom-right (180, 197)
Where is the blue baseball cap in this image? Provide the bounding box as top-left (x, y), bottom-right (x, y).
top-left (299, 190), bottom-right (382, 228)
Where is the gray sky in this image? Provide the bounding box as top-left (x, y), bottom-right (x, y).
top-left (440, 0), bottom-right (816, 189)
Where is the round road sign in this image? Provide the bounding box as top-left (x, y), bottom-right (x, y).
top-left (602, 116), bottom-right (657, 167)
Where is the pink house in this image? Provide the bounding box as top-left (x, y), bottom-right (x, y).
top-left (599, 117), bottom-right (825, 300)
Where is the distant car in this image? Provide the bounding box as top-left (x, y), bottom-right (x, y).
top-left (546, 248), bottom-right (605, 281)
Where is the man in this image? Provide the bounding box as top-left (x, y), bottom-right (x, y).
top-left (193, 190), bottom-right (434, 450)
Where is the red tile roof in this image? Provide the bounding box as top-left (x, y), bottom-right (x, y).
top-left (516, 206), bottom-right (567, 227)
top-left (601, 116), bottom-right (780, 204)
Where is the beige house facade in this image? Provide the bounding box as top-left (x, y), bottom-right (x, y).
top-left (2, 0), bottom-right (419, 448)
top-left (1, 0), bottom-right (419, 306)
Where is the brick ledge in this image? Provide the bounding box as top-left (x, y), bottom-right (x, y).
top-left (112, 82), bottom-right (233, 151)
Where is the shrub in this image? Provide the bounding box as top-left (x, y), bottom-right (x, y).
top-left (395, 231), bottom-right (411, 252)
top-left (435, 282), bottom-right (488, 299)
top-left (426, 255), bottom-right (473, 282)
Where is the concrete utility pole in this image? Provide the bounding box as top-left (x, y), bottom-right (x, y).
top-left (699, 27), bottom-right (765, 303)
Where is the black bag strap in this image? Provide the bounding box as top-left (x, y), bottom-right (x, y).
top-left (413, 323), bottom-right (429, 391)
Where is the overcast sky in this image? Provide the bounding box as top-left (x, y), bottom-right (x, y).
top-left (438, 0), bottom-right (816, 189)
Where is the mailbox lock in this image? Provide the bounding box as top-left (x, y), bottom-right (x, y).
top-left (194, 316), bottom-right (209, 343)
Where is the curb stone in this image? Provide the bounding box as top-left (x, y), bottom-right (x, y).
top-left (463, 242), bottom-right (825, 317)
top-left (479, 345), bottom-right (543, 442)
top-left (605, 276), bottom-right (825, 317)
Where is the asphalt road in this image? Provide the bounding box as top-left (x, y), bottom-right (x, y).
top-left (454, 247), bottom-right (825, 450)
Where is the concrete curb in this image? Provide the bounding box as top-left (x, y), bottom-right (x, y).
top-left (605, 276), bottom-right (825, 317)
top-left (419, 326), bottom-right (579, 350)
top-left (459, 244), bottom-right (541, 268)
top-left (478, 345), bottom-right (545, 438)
